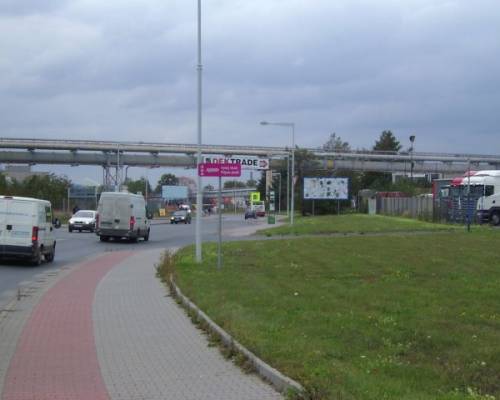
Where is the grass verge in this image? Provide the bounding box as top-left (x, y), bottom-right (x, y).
top-left (160, 230), bottom-right (500, 400)
top-left (258, 214), bottom-right (463, 236)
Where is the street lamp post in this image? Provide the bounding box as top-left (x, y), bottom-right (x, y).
top-left (195, 0), bottom-right (203, 262)
top-left (409, 135), bottom-right (416, 180)
top-left (260, 121), bottom-right (295, 225)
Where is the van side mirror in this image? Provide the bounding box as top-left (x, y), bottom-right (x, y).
top-left (53, 218), bottom-right (61, 229)
top-left (146, 212), bottom-right (153, 220)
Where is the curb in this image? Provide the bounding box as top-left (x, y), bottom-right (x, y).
top-left (169, 278), bottom-right (304, 397)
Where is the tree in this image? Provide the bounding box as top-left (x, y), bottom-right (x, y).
top-left (125, 178), bottom-right (152, 196)
top-left (223, 180), bottom-right (246, 189)
top-left (204, 184), bottom-right (215, 191)
top-left (246, 179), bottom-right (257, 188)
top-left (361, 130), bottom-right (402, 189)
top-left (373, 130), bottom-right (402, 152)
top-left (17, 174), bottom-right (70, 209)
top-left (155, 173), bottom-right (178, 193)
top-left (322, 132), bottom-right (351, 152)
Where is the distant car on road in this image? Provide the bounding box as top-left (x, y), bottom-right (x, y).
top-left (251, 201), bottom-right (266, 217)
top-left (170, 210), bottom-right (192, 224)
top-left (69, 210), bottom-right (97, 232)
top-left (244, 209), bottom-right (257, 220)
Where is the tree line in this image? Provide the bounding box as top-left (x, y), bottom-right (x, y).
top-left (258, 130), bottom-right (430, 215)
top-left (0, 174), bottom-right (70, 209)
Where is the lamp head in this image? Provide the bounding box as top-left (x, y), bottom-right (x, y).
top-left (260, 121), bottom-right (269, 126)
top-left (409, 135), bottom-right (416, 143)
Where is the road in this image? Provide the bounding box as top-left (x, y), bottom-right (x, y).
top-left (0, 214), bottom-right (266, 310)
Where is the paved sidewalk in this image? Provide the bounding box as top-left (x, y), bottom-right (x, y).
top-left (0, 249), bottom-right (282, 400)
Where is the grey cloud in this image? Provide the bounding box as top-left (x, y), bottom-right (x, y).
top-left (0, 0), bottom-right (68, 16)
top-left (1, 0), bottom-right (500, 157)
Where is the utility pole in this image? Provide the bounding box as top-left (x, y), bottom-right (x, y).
top-left (195, 0), bottom-right (203, 262)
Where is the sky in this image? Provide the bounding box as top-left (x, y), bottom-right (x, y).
top-left (1, 0), bottom-right (500, 185)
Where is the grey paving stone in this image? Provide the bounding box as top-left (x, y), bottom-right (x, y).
top-left (93, 248), bottom-right (283, 400)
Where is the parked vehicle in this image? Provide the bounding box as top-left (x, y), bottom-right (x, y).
top-left (473, 171), bottom-right (500, 225)
top-left (96, 192), bottom-right (150, 242)
top-left (0, 196), bottom-right (57, 265)
top-left (170, 210), bottom-right (191, 224)
top-left (68, 210), bottom-right (97, 232)
top-left (250, 200), bottom-right (266, 217)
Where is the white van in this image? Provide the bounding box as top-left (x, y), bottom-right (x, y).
top-left (96, 192), bottom-right (150, 242)
top-left (0, 196), bottom-right (56, 265)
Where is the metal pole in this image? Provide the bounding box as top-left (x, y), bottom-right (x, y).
top-left (218, 175), bottom-right (222, 269)
top-left (278, 173), bottom-right (281, 215)
top-left (286, 155), bottom-right (290, 218)
top-left (116, 145), bottom-right (120, 192)
top-left (195, 0), bottom-right (203, 262)
top-left (467, 158), bottom-right (471, 232)
top-left (291, 124), bottom-right (295, 226)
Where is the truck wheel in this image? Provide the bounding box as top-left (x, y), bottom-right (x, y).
top-left (491, 212), bottom-right (500, 226)
top-left (144, 229), bottom-right (150, 241)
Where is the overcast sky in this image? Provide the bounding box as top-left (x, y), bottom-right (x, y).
top-left (1, 0), bottom-right (500, 183)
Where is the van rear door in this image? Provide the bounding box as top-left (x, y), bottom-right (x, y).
top-left (0, 199), bottom-right (35, 248)
top-left (99, 195), bottom-right (131, 231)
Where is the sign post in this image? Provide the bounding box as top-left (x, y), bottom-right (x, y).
top-left (198, 163), bottom-right (242, 269)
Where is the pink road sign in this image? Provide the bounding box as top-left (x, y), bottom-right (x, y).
top-left (198, 163), bottom-right (242, 177)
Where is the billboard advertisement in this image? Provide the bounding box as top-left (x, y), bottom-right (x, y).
top-left (303, 177), bottom-right (349, 200)
top-left (162, 185), bottom-right (188, 200)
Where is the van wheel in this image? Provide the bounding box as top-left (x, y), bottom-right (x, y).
top-left (31, 249), bottom-right (42, 266)
top-left (46, 247), bottom-right (55, 263)
top-left (99, 236), bottom-right (109, 242)
top-left (491, 212), bottom-right (500, 226)
top-left (144, 229), bottom-right (150, 241)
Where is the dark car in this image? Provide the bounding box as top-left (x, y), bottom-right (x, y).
top-left (244, 209), bottom-right (257, 220)
top-left (170, 210), bottom-right (191, 224)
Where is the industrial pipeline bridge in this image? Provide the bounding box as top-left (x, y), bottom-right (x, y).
top-left (0, 138), bottom-right (499, 186)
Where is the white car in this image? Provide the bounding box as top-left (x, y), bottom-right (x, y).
top-left (69, 210), bottom-right (97, 232)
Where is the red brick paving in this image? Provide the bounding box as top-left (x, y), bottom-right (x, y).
top-left (2, 251), bottom-right (132, 400)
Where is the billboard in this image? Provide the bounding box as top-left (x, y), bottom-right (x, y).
top-left (69, 185), bottom-right (97, 199)
top-left (162, 185), bottom-right (188, 200)
top-left (303, 177), bottom-right (349, 200)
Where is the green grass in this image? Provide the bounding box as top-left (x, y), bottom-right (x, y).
top-left (165, 230), bottom-right (500, 400)
top-left (259, 214), bottom-right (461, 236)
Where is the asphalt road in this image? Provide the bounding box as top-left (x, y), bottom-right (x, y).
top-left (0, 214), bottom-right (266, 309)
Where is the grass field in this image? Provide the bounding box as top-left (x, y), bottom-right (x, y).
top-left (164, 228), bottom-right (500, 399)
top-left (258, 214), bottom-right (461, 236)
